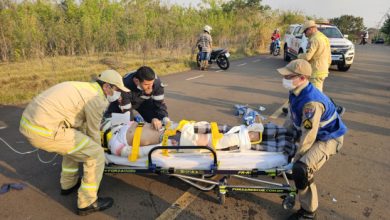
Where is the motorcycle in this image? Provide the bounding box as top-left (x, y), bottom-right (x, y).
top-left (196, 48), bottom-right (230, 70)
top-left (270, 39), bottom-right (281, 56)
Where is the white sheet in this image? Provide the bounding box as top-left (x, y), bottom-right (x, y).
top-left (105, 150), bottom-right (288, 170)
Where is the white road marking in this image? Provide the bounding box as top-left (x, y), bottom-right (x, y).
top-left (156, 187), bottom-right (200, 220)
top-left (215, 70), bottom-right (223, 72)
top-left (252, 59), bottom-right (261, 62)
top-left (237, 63), bottom-right (247, 67)
top-left (185, 74), bottom-right (204, 81)
top-left (269, 100), bottom-right (289, 119)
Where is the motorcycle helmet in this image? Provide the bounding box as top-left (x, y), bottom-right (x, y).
top-left (204, 25), bottom-right (212, 33)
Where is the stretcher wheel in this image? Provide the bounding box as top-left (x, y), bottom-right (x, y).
top-left (218, 192), bottom-right (226, 205)
top-left (282, 194), bottom-right (295, 210)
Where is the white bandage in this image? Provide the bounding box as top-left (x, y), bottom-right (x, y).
top-left (215, 133), bottom-right (240, 149)
top-left (179, 123), bottom-right (198, 146)
top-left (221, 125), bottom-right (251, 151)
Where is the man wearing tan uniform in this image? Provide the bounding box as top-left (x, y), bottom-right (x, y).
top-left (298, 20), bottom-right (331, 92)
top-left (278, 59), bottom-right (347, 219)
top-left (298, 20), bottom-right (345, 116)
top-left (19, 70), bottom-right (129, 216)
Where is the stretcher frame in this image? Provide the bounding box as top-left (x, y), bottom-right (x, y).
top-left (104, 145), bottom-right (297, 209)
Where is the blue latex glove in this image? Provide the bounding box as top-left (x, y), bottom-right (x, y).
top-left (283, 162), bottom-right (294, 171)
top-left (134, 115), bottom-right (144, 123)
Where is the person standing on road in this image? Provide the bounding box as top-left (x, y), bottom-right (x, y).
top-left (297, 20), bottom-right (331, 92)
top-left (277, 59), bottom-right (347, 220)
top-left (19, 70), bottom-right (130, 216)
top-left (298, 20), bottom-right (345, 115)
top-left (196, 25), bottom-right (213, 70)
top-left (105, 66), bottom-right (169, 130)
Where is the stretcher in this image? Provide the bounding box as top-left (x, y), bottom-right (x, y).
top-left (104, 145), bottom-right (297, 209)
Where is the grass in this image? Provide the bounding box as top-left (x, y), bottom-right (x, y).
top-left (0, 48), bottom-right (265, 105)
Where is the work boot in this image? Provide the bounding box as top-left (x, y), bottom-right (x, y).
top-left (77, 197), bottom-right (114, 216)
top-left (336, 105), bottom-right (346, 117)
top-left (61, 178), bottom-right (81, 195)
top-left (288, 208), bottom-right (316, 220)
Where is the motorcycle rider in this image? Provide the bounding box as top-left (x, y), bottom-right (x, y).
top-left (196, 25), bottom-right (213, 70)
top-left (270, 29), bottom-right (281, 54)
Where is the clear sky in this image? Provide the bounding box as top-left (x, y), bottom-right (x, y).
top-left (167, 0), bottom-right (390, 28)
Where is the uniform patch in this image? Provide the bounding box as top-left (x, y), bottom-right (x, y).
top-left (304, 108), bottom-right (315, 119)
top-left (303, 119), bottom-right (312, 129)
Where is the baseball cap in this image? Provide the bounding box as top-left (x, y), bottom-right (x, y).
top-left (303, 20), bottom-right (316, 31)
top-left (97, 70), bottom-right (130, 92)
top-left (277, 59), bottom-right (312, 77)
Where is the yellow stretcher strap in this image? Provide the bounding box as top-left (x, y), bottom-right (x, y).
top-left (161, 120), bottom-right (193, 156)
top-left (129, 123), bottom-right (143, 162)
top-left (210, 122), bottom-right (223, 149)
top-left (250, 132), bottom-right (263, 145)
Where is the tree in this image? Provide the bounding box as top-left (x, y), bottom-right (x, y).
top-left (380, 15), bottom-right (390, 43)
top-left (330, 15), bottom-right (365, 40)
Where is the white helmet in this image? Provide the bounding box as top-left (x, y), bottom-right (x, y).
top-left (204, 25), bottom-right (212, 33)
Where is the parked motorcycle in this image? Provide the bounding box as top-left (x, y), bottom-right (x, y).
top-left (270, 39), bottom-right (281, 56)
top-left (196, 48), bottom-right (230, 70)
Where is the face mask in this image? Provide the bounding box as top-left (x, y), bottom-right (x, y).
top-left (282, 78), bottom-right (297, 90)
top-left (107, 90), bottom-right (121, 102)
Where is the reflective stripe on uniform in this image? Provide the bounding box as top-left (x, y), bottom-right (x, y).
top-left (62, 167), bottom-right (79, 173)
top-left (80, 181), bottom-right (98, 191)
top-left (319, 111), bottom-right (337, 128)
top-left (152, 94), bottom-right (164, 101)
top-left (68, 137), bottom-right (90, 154)
top-left (140, 95), bottom-right (151, 100)
top-left (20, 116), bottom-right (53, 137)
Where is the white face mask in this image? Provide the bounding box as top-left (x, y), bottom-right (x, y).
top-left (107, 90), bottom-right (121, 102)
top-left (282, 78), bottom-right (297, 90)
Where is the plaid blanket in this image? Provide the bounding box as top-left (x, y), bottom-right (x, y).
top-left (251, 122), bottom-right (297, 157)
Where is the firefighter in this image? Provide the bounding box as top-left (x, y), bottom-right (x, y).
top-left (298, 20), bottom-right (345, 116)
top-left (277, 59), bottom-right (347, 219)
top-left (19, 70), bottom-right (129, 216)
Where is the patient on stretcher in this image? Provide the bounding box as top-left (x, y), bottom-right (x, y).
top-left (101, 119), bottom-right (265, 158)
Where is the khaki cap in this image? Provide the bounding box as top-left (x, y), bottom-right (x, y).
top-left (277, 59), bottom-right (312, 77)
top-left (97, 70), bottom-right (130, 92)
top-left (303, 20), bottom-right (316, 31)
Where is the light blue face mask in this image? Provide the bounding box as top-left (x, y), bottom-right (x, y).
top-left (107, 90), bottom-right (121, 102)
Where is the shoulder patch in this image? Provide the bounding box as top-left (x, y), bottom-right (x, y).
top-left (303, 119), bottom-right (312, 130)
top-left (304, 107), bottom-right (315, 119)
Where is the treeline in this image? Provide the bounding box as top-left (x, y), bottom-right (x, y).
top-left (0, 0), bottom-right (305, 62)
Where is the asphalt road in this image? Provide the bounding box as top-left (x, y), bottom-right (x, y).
top-left (1, 44), bottom-right (389, 220)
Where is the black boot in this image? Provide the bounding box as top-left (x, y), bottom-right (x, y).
top-left (282, 107), bottom-right (289, 114)
top-left (77, 197), bottom-right (114, 216)
top-left (288, 208), bottom-right (316, 220)
top-left (61, 178), bottom-right (81, 195)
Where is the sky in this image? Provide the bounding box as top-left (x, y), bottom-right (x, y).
top-left (167, 0), bottom-right (390, 28)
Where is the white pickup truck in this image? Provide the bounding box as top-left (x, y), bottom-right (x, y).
top-left (283, 22), bottom-right (355, 71)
